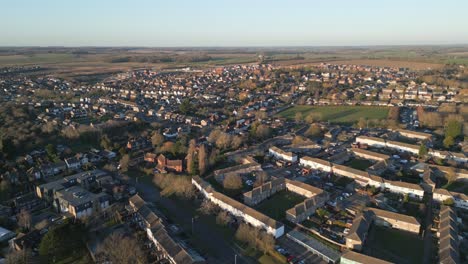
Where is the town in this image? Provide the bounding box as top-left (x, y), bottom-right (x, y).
top-left (0, 55), bottom-right (466, 264)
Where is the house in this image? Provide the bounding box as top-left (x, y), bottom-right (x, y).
top-left (36, 170), bottom-right (110, 218)
top-left (55, 186), bottom-right (110, 218)
top-left (144, 153), bottom-right (157, 163)
top-left (127, 137), bottom-right (151, 151)
top-left (438, 206), bottom-right (460, 264)
top-left (346, 212), bottom-right (372, 251)
top-left (40, 161), bottom-right (67, 178)
top-left (269, 146), bottom-right (297, 162)
top-left (128, 195), bottom-right (206, 264)
top-left (157, 154), bottom-right (183, 173)
top-left (65, 157), bottom-right (82, 170)
top-left (192, 176), bottom-right (284, 238)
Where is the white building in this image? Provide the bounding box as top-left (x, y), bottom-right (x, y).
top-left (269, 146), bottom-right (297, 162)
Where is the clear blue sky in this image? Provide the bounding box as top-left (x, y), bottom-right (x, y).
top-left (2, 0), bottom-right (468, 46)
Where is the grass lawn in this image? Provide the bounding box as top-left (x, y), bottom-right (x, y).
top-left (346, 159), bottom-right (374, 171)
top-left (256, 191), bottom-right (305, 220)
top-left (367, 225), bottom-right (424, 264)
top-left (258, 254), bottom-right (286, 264)
top-left (444, 181), bottom-right (468, 195)
top-left (277, 105), bottom-right (389, 125)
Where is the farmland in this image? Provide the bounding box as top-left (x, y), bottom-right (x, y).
top-left (277, 105), bottom-right (390, 125)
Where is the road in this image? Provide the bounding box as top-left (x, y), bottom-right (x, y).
top-left (133, 179), bottom-right (255, 264)
top-left (422, 192), bottom-right (434, 264)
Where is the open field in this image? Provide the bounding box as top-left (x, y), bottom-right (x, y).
top-left (256, 191), bottom-right (305, 220)
top-left (1, 46), bottom-right (467, 79)
top-left (277, 105), bottom-right (389, 124)
top-left (365, 225), bottom-right (424, 264)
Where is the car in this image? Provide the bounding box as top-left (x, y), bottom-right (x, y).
top-left (287, 255), bottom-right (295, 263)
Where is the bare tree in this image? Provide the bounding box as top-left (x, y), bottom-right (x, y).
top-left (254, 171), bottom-right (269, 187)
top-left (151, 131), bottom-right (164, 147)
top-left (119, 154), bottom-right (130, 172)
top-left (5, 249), bottom-right (32, 264)
top-left (96, 232), bottom-right (145, 264)
top-left (17, 209), bottom-right (31, 231)
top-left (198, 200), bottom-right (218, 215)
top-left (216, 211), bottom-right (232, 226)
top-left (223, 174), bottom-right (243, 190)
top-left (198, 144), bottom-right (208, 176)
top-left (186, 139), bottom-right (197, 175)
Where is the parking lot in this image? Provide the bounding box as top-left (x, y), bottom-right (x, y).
top-left (276, 236), bottom-right (327, 264)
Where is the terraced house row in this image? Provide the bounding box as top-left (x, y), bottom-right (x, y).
top-left (243, 177), bottom-right (329, 223)
top-left (192, 176), bottom-right (285, 238)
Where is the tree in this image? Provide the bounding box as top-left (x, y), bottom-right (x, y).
top-left (100, 134), bottom-right (112, 150)
top-left (17, 209), bottom-right (32, 231)
top-left (223, 174), bottom-right (243, 190)
top-left (1, 137), bottom-right (15, 158)
top-left (446, 167), bottom-right (457, 183)
top-left (0, 179), bottom-right (11, 201)
top-left (443, 136), bottom-right (455, 148)
top-left (153, 173), bottom-right (195, 199)
top-left (445, 119), bottom-right (462, 139)
top-left (231, 136), bottom-right (244, 150)
top-left (216, 211), bottom-right (232, 226)
top-left (357, 117), bottom-right (367, 129)
top-left (179, 98), bottom-right (192, 114)
top-left (5, 249), bottom-right (32, 264)
top-left (443, 198), bottom-right (454, 206)
top-left (304, 124), bottom-right (322, 138)
top-left (186, 139), bottom-right (197, 175)
top-left (254, 171), bottom-right (269, 187)
top-left (96, 233), bottom-right (145, 264)
top-left (418, 144), bottom-right (428, 158)
top-left (216, 133), bottom-right (232, 150)
top-left (295, 112), bottom-right (303, 123)
top-left (305, 112), bottom-right (323, 124)
top-left (119, 154), bottom-right (130, 172)
top-left (151, 131), bottom-right (164, 147)
top-left (198, 200), bottom-right (217, 215)
top-left (198, 144), bottom-right (208, 176)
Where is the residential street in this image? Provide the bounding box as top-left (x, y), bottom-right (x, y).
top-left (133, 179), bottom-right (256, 264)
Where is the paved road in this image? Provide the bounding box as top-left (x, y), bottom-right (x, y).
top-left (133, 180), bottom-right (255, 264)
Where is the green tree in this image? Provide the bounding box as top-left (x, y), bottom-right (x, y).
top-left (443, 136), bottom-right (455, 148)
top-left (445, 120), bottom-right (462, 139)
top-left (418, 144), bottom-right (428, 158)
top-left (179, 99), bottom-right (192, 114)
top-left (1, 138), bottom-right (15, 158)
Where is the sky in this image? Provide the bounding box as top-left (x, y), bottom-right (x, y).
top-left (2, 0), bottom-right (468, 47)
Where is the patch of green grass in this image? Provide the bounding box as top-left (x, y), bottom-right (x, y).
top-left (346, 159), bottom-right (374, 171)
top-left (368, 225), bottom-right (424, 264)
top-left (277, 106), bottom-right (389, 125)
top-left (444, 181), bottom-right (468, 195)
top-left (256, 191), bottom-right (305, 220)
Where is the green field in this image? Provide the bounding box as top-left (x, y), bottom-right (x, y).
top-left (346, 159), bottom-right (374, 171)
top-left (366, 225), bottom-right (424, 264)
top-left (277, 105), bottom-right (389, 124)
top-left (256, 191), bottom-right (305, 220)
top-left (444, 181), bottom-right (468, 195)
